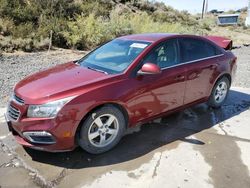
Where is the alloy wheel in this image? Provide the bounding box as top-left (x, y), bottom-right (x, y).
top-left (214, 81), bottom-right (228, 104)
top-left (87, 114), bottom-right (119, 147)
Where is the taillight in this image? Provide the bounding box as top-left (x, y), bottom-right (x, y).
top-left (232, 57), bottom-right (237, 64)
top-left (229, 56), bottom-right (237, 65)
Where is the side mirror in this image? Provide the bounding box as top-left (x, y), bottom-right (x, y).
top-left (137, 62), bottom-right (161, 75)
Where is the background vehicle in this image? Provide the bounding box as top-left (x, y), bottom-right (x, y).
top-left (6, 33), bottom-right (237, 154)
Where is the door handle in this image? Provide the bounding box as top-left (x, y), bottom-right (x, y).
top-left (175, 75), bottom-right (185, 81)
top-left (188, 71), bottom-right (200, 79)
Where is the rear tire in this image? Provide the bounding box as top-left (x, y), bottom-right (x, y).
top-left (208, 77), bottom-right (230, 108)
top-left (78, 106), bottom-right (126, 154)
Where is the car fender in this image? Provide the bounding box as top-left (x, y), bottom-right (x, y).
top-left (208, 71), bottom-right (232, 96)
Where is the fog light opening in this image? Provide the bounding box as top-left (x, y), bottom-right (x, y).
top-left (22, 131), bottom-right (56, 144)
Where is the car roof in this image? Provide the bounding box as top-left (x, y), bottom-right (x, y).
top-left (118, 33), bottom-right (180, 43)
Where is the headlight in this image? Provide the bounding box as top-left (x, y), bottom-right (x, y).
top-left (27, 96), bottom-right (75, 118)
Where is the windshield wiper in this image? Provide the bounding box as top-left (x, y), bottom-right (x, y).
top-left (87, 66), bottom-right (108, 75)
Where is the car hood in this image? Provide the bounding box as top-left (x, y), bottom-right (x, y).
top-left (15, 62), bottom-right (111, 104)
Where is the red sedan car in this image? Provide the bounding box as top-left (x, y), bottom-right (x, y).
top-left (5, 33), bottom-right (237, 154)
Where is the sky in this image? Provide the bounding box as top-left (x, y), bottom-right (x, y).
top-left (158, 0), bottom-right (249, 14)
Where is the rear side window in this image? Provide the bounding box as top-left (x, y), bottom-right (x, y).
top-left (205, 41), bottom-right (223, 56)
top-left (179, 38), bottom-right (220, 63)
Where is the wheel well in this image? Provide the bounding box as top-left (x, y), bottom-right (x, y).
top-left (218, 73), bottom-right (231, 87)
top-left (74, 103), bottom-right (129, 144)
top-left (209, 73), bottom-right (231, 98)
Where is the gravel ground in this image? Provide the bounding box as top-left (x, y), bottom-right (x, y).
top-left (232, 46), bottom-right (250, 88)
top-left (0, 49), bottom-right (85, 107)
top-left (0, 46), bottom-right (249, 107)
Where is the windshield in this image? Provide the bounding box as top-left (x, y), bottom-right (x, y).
top-left (78, 39), bottom-right (151, 74)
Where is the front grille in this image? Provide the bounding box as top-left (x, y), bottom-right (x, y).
top-left (8, 104), bottom-right (21, 121)
top-left (13, 94), bottom-right (24, 105)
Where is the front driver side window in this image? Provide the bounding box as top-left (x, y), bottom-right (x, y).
top-left (143, 39), bottom-right (179, 69)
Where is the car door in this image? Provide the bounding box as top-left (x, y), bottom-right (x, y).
top-left (129, 39), bottom-right (187, 122)
top-left (179, 37), bottom-right (223, 104)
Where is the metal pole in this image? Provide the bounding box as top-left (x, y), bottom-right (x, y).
top-left (201, 0), bottom-right (206, 19)
top-left (205, 0), bottom-right (208, 14)
top-left (246, 0), bottom-right (250, 26)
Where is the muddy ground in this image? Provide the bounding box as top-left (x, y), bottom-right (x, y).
top-left (0, 47), bottom-right (250, 188)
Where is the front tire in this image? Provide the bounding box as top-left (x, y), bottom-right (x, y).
top-left (78, 106), bottom-right (126, 154)
top-left (208, 77), bottom-right (230, 108)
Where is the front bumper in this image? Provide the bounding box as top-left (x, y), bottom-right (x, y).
top-left (5, 104), bottom-right (81, 152)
